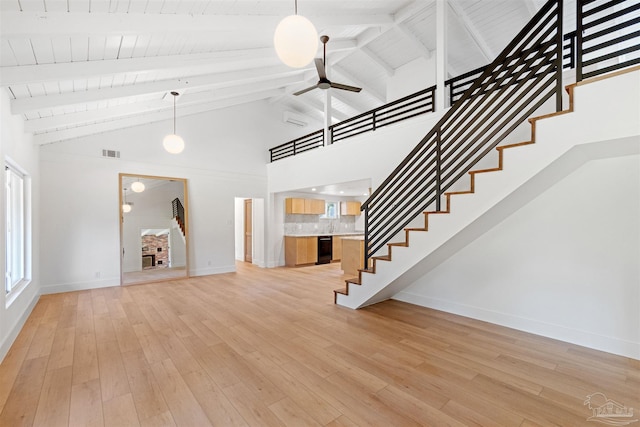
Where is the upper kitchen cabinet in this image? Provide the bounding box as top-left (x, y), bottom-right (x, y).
top-left (305, 199), bottom-right (325, 215)
top-left (285, 198), bottom-right (325, 215)
top-left (341, 201), bottom-right (362, 216)
top-left (285, 198), bottom-right (305, 214)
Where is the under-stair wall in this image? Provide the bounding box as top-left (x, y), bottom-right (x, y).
top-left (364, 68), bottom-right (640, 359)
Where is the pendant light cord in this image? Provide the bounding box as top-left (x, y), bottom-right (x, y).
top-left (173, 94), bottom-right (177, 134)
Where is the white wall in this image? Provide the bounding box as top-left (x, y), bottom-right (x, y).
top-left (0, 89), bottom-right (41, 361)
top-left (39, 101), bottom-right (298, 294)
top-left (387, 57), bottom-right (437, 102)
top-left (395, 155), bottom-right (640, 358)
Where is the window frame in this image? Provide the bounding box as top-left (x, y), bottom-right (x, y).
top-left (4, 160), bottom-right (31, 304)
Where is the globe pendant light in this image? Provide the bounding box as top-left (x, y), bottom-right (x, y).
top-left (122, 188), bottom-right (132, 213)
top-left (131, 179), bottom-right (145, 193)
top-left (163, 91), bottom-right (185, 154)
top-left (274, 0), bottom-right (318, 68)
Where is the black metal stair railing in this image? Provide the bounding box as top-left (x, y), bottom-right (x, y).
top-left (361, 0), bottom-right (565, 269)
top-left (172, 197), bottom-right (186, 236)
top-left (577, 0), bottom-right (640, 81)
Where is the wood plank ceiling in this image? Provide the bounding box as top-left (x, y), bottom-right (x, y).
top-left (0, 0), bottom-right (546, 145)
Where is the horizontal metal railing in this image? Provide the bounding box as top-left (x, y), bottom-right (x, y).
top-left (362, 0), bottom-right (564, 267)
top-left (269, 129), bottom-right (324, 162)
top-left (331, 86), bottom-right (436, 144)
top-left (269, 30), bottom-right (580, 163)
top-left (577, 0), bottom-right (640, 81)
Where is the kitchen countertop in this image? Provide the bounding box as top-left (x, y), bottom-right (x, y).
top-left (340, 235), bottom-right (365, 240)
top-left (284, 232), bottom-right (364, 237)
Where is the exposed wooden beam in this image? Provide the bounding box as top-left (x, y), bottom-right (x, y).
top-left (448, 0), bottom-right (495, 63)
top-left (0, 11), bottom-right (393, 38)
top-left (0, 40), bottom-right (358, 86)
top-left (11, 69), bottom-right (306, 114)
top-left (24, 76), bottom-right (303, 132)
top-left (394, 23), bottom-right (433, 59)
top-left (33, 88), bottom-right (284, 145)
top-left (361, 46), bottom-right (395, 77)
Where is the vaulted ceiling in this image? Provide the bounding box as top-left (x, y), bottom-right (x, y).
top-left (0, 0), bottom-right (549, 146)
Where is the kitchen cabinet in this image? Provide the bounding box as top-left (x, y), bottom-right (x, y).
top-left (285, 198), bottom-right (306, 214)
top-left (285, 236), bottom-right (318, 266)
top-left (332, 236), bottom-right (342, 261)
top-left (305, 198), bottom-right (325, 215)
top-left (341, 201), bottom-right (362, 216)
top-left (285, 198), bottom-right (325, 214)
top-left (341, 236), bottom-right (366, 276)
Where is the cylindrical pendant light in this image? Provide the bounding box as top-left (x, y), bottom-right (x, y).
top-left (163, 91), bottom-right (185, 154)
top-left (274, 0), bottom-right (318, 68)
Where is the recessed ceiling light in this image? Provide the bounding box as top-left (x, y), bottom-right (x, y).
top-left (312, 188), bottom-right (316, 191)
top-left (339, 191), bottom-right (344, 194)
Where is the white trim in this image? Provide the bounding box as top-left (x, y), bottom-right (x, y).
top-left (0, 291), bottom-right (39, 362)
top-left (190, 265), bottom-right (237, 277)
top-left (40, 277), bottom-right (121, 295)
top-left (392, 291), bottom-right (640, 360)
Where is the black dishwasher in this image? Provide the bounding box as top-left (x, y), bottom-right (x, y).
top-left (317, 236), bottom-right (332, 264)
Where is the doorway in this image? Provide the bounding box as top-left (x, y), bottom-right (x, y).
top-left (244, 199), bottom-right (252, 263)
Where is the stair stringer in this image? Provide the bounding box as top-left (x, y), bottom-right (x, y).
top-left (335, 66), bottom-right (640, 309)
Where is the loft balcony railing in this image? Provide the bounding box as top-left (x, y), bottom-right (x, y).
top-left (269, 30), bottom-right (578, 163)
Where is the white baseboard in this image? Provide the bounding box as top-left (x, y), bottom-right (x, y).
top-left (40, 277), bottom-right (121, 294)
top-left (190, 265), bottom-right (236, 277)
top-left (393, 291), bottom-right (640, 360)
top-left (0, 291), bottom-right (40, 363)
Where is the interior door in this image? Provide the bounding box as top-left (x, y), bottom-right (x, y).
top-left (244, 199), bottom-right (252, 263)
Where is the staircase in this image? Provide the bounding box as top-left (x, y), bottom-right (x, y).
top-left (334, 0), bottom-right (640, 309)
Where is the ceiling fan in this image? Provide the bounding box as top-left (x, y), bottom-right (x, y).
top-left (293, 35), bottom-right (362, 96)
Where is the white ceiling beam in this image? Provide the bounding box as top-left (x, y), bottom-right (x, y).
top-left (448, 0), bottom-right (495, 63)
top-left (0, 40), bottom-right (358, 86)
top-left (33, 88), bottom-right (284, 145)
top-left (394, 0), bottom-right (434, 24)
top-left (0, 11), bottom-right (393, 37)
top-left (331, 65), bottom-right (385, 104)
top-left (328, 90), bottom-right (365, 118)
top-left (394, 23), bottom-right (433, 59)
top-left (361, 46), bottom-right (394, 77)
top-left (11, 68), bottom-right (307, 114)
top-left (290, 95), bottom-right (349, 123)
top-left (24, 75), bottom-right (303, 132)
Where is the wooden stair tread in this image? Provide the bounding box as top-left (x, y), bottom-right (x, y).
top-left (334, 288), bottom-right (348, 295)
top-left (372, 255), bottom-right (391, 261)
top-left (346, 277), bottom-right (361, 285)
top-left (388, 242), bottom-right (408, 247)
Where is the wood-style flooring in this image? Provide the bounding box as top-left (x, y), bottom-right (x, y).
top-left (1, 262), bottom-right (638, 426)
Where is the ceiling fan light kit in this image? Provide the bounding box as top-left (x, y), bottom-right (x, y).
top-left (274, 0), bottom-right (319, 68)
top-left (294, 35), bottom-right (363, 96)
top-left (163, 91), bottom-right (185, 154)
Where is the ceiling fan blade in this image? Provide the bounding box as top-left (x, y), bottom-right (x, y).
top-left (293, 85), bottom-right (319, 96)
top-left (315, 58), bottom-right (327, 79)
top-left (330, 82), bottom-right (362, 93)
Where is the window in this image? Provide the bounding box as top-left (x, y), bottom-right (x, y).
top-left (321, 201), bottom-right (339, 219)
top-left (5, 162), bottom-right (30, 297)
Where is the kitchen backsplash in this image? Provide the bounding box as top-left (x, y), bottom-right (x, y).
top-left (284, 214), bottom-right (357, 235)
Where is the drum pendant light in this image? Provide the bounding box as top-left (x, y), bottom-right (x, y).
top-left (274, 0), bottom-right (318, 68)
top-left (163, 91), bottom-right (185, 154)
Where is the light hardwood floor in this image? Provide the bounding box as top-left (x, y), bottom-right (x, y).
top-left (1, 262), bottom-right (638, 426)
